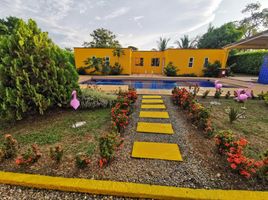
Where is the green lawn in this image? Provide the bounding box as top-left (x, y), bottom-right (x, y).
top-left (0, 108), bottom-right (111, 156)
top-left (199, 98), bottom-right (268, 158)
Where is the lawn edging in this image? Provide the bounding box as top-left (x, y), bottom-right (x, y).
top-left (0, 171), bottom-right (267, 200)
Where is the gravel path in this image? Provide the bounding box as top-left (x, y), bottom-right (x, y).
top-left (0, 95), bottom-right (266, 199)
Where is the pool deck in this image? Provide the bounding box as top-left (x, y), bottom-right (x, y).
top-left (79, 75), bottom-right (268, 95)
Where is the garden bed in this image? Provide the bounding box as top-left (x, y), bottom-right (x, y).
top-left (0, 95), bottom-right (267, 191)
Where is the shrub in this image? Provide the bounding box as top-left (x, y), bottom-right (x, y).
top-left (225, 91), bottom-right (231, 99)
top-left (214, 89), bottom-right (222, 99)
top-left (15, 144), bottom-right (42, 166)
top-left (50, 145), bottom-right (64, 163)
top-left (227, 50), bottom-right (268, 75)
top-left (0, 18), bottom-right (79, 121)
top-left (110, 62), bottom-right (123, 75)
top-left (80, 88), bottom-right (117, 109)
top-left (164, 62), bottom-right (178, 76)
top-left (203, 60), bottom-right (221, 77)
top-left (99, 133), bottom-right (123, 165)
top-left (2, 134), bottom-right (18, 159)
top-left (77, 67), bottom-right (87, 75)
top-left (101, 63), bottom-right (111, 75)
top-left (215, 130), bottom-right (235, 154)
top-left (75, 153), bottom-right (91, 169)
top-left (202, 90), bottom-right (210, 98)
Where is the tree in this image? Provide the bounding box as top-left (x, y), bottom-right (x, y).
top-left (157, 37), bottom-right (170, 51)
top-left (175, 35), bottom-right (198, 48)
top-left (113, 47), bottom-right (125, 63)
top-left (239, 2), bottom-right (268, 37)
top-left (0, 16), bottom-right (20, 35)
top-left (83, 28), bottom-right (121, 48)
top-left (0, 18), bottom-right (79, 121)
top-left (127, 46), bottom-right (138, 50)
top-left (198, 22), bottom-right (243, 48)
top-left (203, 61), bottom-right (222, 77)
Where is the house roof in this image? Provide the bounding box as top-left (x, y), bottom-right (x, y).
top-left (224, 30), bottom-right (268, 49)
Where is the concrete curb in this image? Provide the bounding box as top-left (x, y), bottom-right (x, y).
top-left (0, 171), bottom-right (267, 199)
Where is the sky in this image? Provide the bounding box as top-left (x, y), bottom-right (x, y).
top-left (1, 0), bottom-right (268, 50)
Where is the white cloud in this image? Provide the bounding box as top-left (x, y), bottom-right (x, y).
top-left (103, 7), bottom-right (130, 20)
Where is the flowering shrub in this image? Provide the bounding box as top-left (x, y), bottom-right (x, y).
top-left (15, 144), bottom-right (42, 166)
top-left (172, 87), bottom-right (213, 135)
top-left (2, 134), bottom-right (18, 159)
top-left (215, 130), bottom-right (267, 178)
top-left (75, 153), bottom-right (91, 169)
top-left (50, 145), bottom-right (64, 163)
top-left (99, 133), bottom-right (124, 168)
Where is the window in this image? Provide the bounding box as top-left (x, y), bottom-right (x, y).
top-left (204, 57), bottom-right (209, 67)
top-left (151, 58), bottom-right (160, 67)
top-left (135, 58), bottom-right (144, 66)
top-left (188, 57), bottom-right (194, 67)
top-left (104, 56), bottom-right (110, 65)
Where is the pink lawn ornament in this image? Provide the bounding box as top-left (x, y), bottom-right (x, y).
top-left (70, 90), bottom-right (80, 110)
top-left (214, 80), bottom-right (222, 90)
top-left (237, 93), bottom-right (249, 102)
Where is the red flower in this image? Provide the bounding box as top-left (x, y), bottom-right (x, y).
top-left (230, 163), bottom-right (237, 169)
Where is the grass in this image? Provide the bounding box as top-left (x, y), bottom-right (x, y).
top-left (199, 98), bottom-right (268, 157)
top-left (0, 108), bottom-right (111, 155)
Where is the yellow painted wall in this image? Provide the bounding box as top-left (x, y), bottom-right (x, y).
top-left (165, 49), bottom-right (228, 76)
top-left (74, 48), bottom-right (228, 76)
top-left (131, 51), bottom-right (165, 74)
top-left (74, 48), bottom-right (132, 74)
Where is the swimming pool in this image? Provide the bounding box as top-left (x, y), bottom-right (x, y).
top-left (81, 79), bottom-right (236, 89)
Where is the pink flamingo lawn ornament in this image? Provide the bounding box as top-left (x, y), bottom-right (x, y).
top-left (70, 90), bottom-right (80, 110)
top-left (235, 86), bottom-right (252, 109)
top-left (70, 90), bottom-right (85, 128)
top-left (214, 80), bottom-right (222, 90)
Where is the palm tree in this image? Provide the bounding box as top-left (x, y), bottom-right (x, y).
top-left (157, 37), bottom-right (170, 51)
top-left (113, 47), bottom-right (125, 63)
top-left (175, 35), bottom-right (198, 48)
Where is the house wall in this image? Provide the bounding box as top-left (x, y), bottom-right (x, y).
top-left (74, 48), bottom-right (228, 76)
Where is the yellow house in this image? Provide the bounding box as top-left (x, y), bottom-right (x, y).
top-left (74, 47), bottom-right (229, 76)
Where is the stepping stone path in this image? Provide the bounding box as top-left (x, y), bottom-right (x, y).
top-left (131, 95), bottom-right (183, 161)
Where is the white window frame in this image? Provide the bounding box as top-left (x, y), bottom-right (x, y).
top-left (204, 57), bottom-right (209, 67)
top-left (188, 57), bottom-right (194, 68)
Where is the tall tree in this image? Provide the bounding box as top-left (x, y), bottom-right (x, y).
top-left (83, 28), bottom-right (121, 48)
top-left (113, 47), bottom-right (125, 63)
top-left (157, 37), bottom-right (170, 51)
top-left (239, 2), bottom-right (268, 37)
top-left (175, 35), bottom-right (198, 48)
top-left (0, 18), bottom-right (79, 121)
top-left (198, 22), bottom-right (243, 48)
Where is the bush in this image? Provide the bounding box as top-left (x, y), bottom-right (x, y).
top-left (228, 107), bottom-right (244, 124)
top-left (15, 144), bottom-right (42, 166)
top-left (203, 60), bottom-right (221, 77)
top-left (0, 18), bottom-right (79, 121)
top-left (50, 145), bottom-right (64, 163)
top-left (110, 62), bottom-right (123, 75)
top-left (102, 63), bottom-right (111, 75)
top-left (2, 134), bottom-right (18, 159)
top-left (77, 67), bottom-right (87, 75)
top-left (264, 93), bottom-right (268, 105)
top-left (75, 153), bottom-right (91, 169)
top-left (80, 88), bottom-right (117, 109)
top-left (164, 62), bottom-right (178, 76)
top-left (227, 50), bottom-right (268, 75)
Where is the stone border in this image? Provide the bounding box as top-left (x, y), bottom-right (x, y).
top-left (0, 171), bottom-right (267, 199)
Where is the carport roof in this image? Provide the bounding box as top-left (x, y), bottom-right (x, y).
top-left (224, 30), bottom-right (268, 49)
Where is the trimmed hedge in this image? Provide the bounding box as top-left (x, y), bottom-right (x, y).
top-left (227, 50), bottom-right (268, 75)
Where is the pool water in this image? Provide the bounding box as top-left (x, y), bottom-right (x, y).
top-left (81, 79), bottom-right (234, 89)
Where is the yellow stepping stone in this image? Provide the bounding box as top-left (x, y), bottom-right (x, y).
top-left (142, 95), bottom-right (162, 99)
top-left (141, 104), bottom-right (166, 109)
top-left (137, 122), bottom-right (174, 134)
top-left (139, 111), bottom-right (169, 118)
top-left (132, 142), bottom-right (183, 161)
top-left (142, 99), bottom-right (163, 104)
